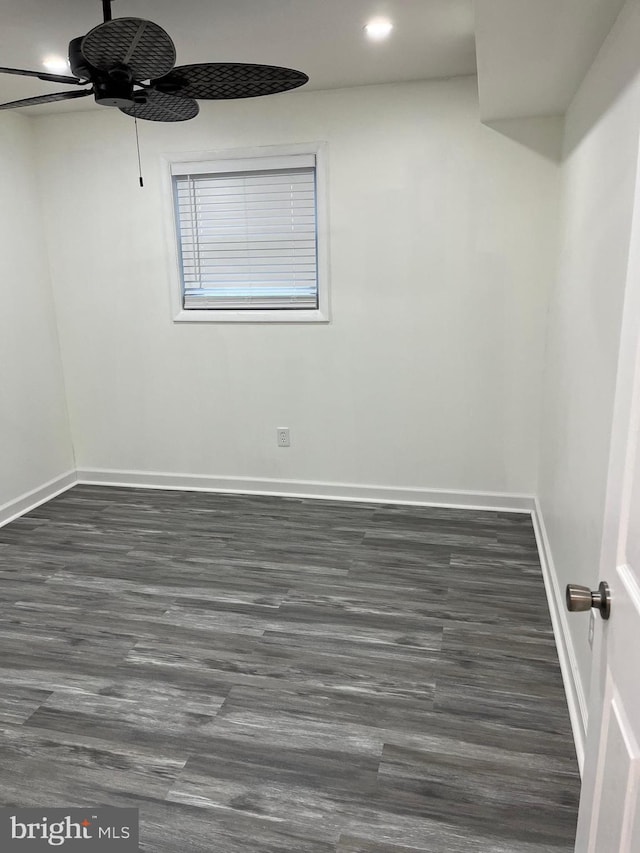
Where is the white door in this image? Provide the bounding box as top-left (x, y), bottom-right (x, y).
top-left (573, 141), bottom-right (640, 852)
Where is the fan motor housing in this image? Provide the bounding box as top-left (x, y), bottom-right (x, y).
top-left (93, 78), bottom-right (136, 109)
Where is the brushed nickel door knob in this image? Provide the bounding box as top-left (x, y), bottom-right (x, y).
top-left (566, 582), bottom-right (611, 620)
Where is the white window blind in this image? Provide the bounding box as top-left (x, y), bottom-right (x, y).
top-left (173, 157), bottom-right (318, 311)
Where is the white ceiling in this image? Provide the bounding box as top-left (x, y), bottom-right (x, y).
top-left (0, 0), bottom-right (629, 121)
top-left (0, 0), bottom-right (476, 113)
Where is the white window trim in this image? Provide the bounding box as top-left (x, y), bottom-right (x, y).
top-left (162, 142), bottom-right (331, 324)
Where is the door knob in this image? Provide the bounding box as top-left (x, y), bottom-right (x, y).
top-left (566, 581), bottom-right (611, 620)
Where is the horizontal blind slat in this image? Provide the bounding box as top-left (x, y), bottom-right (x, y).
top-left (179, 203), bottom-right (314, 217)
top-left (184, 296), bottom-right (317, 309)
top-left (180, 248), bottom-right (315, 257)
top-left (175, 171), bottom-right (314, 189)
top-left (177, 202), bottom-right (316, 216)
top-left (182, 217), bottom-right (317, 230)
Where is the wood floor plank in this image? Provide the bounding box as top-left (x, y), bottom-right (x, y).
top-left (376, 742), bottom-right (578, 845)
top-left (0, 724), bottom-right (187, 804)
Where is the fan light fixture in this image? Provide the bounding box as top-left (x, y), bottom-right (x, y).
top-left (364, 18), bottom-right (394, 41)
top-left (42, 56), bottom-right (70, 73)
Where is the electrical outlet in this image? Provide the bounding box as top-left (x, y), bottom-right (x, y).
top-left (588, 610), bottom-right (595, 648)
top-left (277, 427), bottom-right (290, 447)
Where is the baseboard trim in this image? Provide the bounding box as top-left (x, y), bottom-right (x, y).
top-left (0, 470), bottom-right (77, 529)
top-left (532, 497), bottom-right (588, 775)
top-left (75, 468), bottom-right (536, 513)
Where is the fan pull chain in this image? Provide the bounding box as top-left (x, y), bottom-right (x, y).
top-left (134, 113), bottom-right (144, 188)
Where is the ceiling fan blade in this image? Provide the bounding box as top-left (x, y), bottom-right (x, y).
top-left (81, 18), bottom-right (176, 83)
top-left (150, 63), bottom-right (309, 100)
top-left (120, 89), bottom-right (198, 122)
top-left (0, 65), bottom-right (82, 85)
top-left (0, 89), bottom-right (93, 111)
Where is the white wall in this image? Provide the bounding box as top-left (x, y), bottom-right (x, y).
top-left (538, 0), bottom-right (640, 717)
top-left (35, 77), bottom-right (559, 496)
top-left (0, 113), bottom-right (74, 516)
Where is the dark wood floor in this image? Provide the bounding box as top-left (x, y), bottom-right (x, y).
top-left (0, 485), bottom-right (579, 852)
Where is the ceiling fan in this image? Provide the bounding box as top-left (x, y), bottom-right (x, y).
top-left (0, 0), bottom-right (309, 121)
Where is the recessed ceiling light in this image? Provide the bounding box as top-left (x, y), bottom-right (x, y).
top-left (42, 55), bottom-right (69, 73)
top-left (364, 18), bottom-right (394, 41)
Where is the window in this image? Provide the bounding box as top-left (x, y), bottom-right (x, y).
top-left (168, 146), bottom-right (329, 323)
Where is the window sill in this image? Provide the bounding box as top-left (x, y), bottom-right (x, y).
top-left (173, 308), bottom-right (330, 324)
